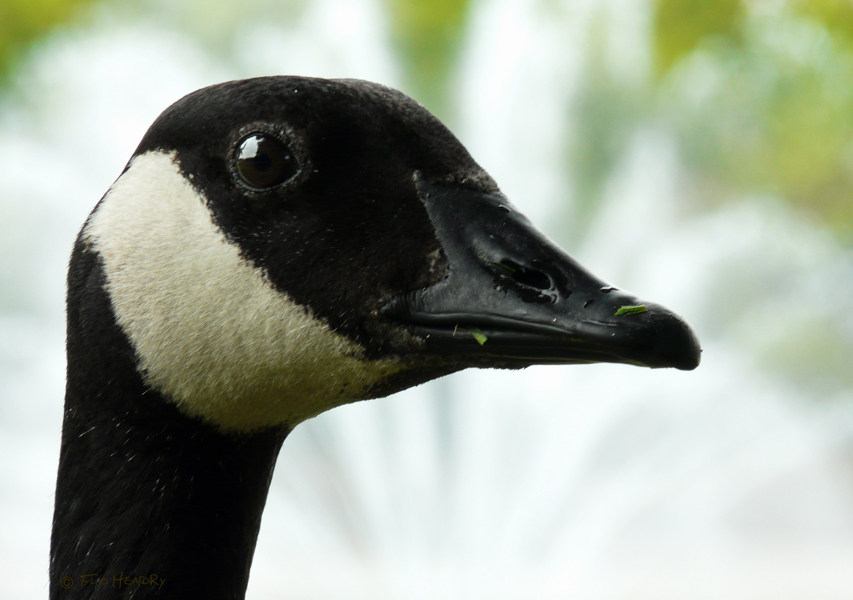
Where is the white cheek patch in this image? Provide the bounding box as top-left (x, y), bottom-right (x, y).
top-left (84, 151), bottom-right (403, 432)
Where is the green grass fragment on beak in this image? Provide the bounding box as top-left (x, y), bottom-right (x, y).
top-left (615, 305), bottom-right (647, 316)
top-left (470, 328), bottom-right (488, 345)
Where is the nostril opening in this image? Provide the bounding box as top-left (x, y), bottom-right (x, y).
top-left (583, 299), bottom-right (593, 308)
top-left (498, 259), bottom-right (553, 290)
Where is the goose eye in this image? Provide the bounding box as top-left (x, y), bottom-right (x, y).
top-left (235, 133), bottom-right (297, 189)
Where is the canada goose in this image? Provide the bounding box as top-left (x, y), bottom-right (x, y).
top-left (51, 76), bottom-right (700, 599)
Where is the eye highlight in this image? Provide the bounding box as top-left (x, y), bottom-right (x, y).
top-left (234, 133), bottom-right (297, 189)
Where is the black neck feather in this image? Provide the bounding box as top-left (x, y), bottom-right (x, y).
top-left (51, 240), bottom-right (288, 599)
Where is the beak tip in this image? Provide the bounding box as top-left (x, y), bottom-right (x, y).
top-left (646, 307), bottom-right (702, 370)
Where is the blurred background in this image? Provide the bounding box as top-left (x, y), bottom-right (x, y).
top-left (2, 0), bottom-right (853, 598)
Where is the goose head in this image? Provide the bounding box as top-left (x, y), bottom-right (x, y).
top-left (54, 76), bottom-right (699, 599)
top-left (76, 76), bottom-right (699, 433)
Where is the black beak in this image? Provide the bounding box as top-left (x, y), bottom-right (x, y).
top-left (382, 176), bottom-right (701, 371)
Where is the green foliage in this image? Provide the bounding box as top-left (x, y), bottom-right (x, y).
top-left (0, 0), bottom-right (92, 78)
top-left (2, 0), bottom-right (851, 239)
top-left (653, 0), bottom-right (743, 76)
top-left (653, 3), bottom-right (853, 239)
top-left (0, 0), bottom-right (472, 118)
top-left (567, 0), bottom-right (853, 241)
top-left (761, 63), bottom-right (853, 234)
top-left (570, 25), bottom-right (648, 237)
top-left (794, 0), bottom-right (853, 46)
top-left (384, 0), bottom-right (469, 119)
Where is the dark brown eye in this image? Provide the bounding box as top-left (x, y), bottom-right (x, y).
top-left (234, 133), bottom-right (297, 189)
